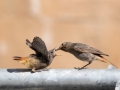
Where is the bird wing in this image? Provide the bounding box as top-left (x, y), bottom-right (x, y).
top-left (73, 43), bottom-right (109, 56)
top-left (26, 37), bottom-right (48, 57)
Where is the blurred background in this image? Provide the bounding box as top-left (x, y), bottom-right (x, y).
top-left (0, 0), bottom-right (120, 69)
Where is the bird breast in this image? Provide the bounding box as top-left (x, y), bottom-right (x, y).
top-left (69, 50), bottom-right (97, 62)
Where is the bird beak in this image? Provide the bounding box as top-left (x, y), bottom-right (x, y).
top-left (54, 46), bottom-right (59, 51)
top-left (55, 46), bottom-right (61, 51)
top-left (56, 48), bottom-right (59, 51)
top-left (53, 47), bottom-right (61, 56)
top-left (54, 52), bottom-right (62, 56)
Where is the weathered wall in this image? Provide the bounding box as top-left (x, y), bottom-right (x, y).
top-left (0, 0), bottom-right (120, 68)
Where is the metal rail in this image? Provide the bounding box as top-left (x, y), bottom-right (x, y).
top-left (0, 67), bottom-right (120, 90)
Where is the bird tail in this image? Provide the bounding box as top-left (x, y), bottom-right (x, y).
top-left (13, 56), bottom-right (28, 61)
top-left (97, 56), bottom-right (118, 68)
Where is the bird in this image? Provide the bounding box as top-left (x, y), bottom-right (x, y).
top-left (13, 37), bottom-right (59, 73)
top-left (56, 42), bottom-right (118, 69)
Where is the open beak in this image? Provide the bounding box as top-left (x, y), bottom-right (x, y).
top-left (53, 47), bottom-right (61, 56)
top-left (54, 52), bottom-right (61, 56)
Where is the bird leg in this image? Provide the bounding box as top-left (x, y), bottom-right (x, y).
top-left (31, 68), bottom-right (36, 73)
top-left (74, 67), bottom-right (87, 69)
top-left (74, 61), bottom-right (92, 70)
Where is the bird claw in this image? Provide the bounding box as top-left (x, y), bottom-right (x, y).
top-left (74, 67), bottom-right (87, 70)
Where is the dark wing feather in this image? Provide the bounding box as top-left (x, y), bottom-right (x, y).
top-left (26, 39), bottom-right (34, 50)
top-left (73, 43), bottom-right (109, 56)
top-left (26, 37), bottom-right (48, 57)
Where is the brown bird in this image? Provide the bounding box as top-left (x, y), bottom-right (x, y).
top-left (13, 37), bottom-right (59, 73)
top-left (57, 42), bottom-right (118, 69)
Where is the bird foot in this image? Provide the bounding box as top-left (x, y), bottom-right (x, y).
top-left (74, 67), bottom-right (87, 70)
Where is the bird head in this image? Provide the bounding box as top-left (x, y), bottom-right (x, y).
top-left (56, 42), bottom-right (72, 52)
top-left (48, 47), bottom-right (61, 59)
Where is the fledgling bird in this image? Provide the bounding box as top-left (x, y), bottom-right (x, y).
top-left (13, 37), bottom-right (59, 73)
top-left (57, 42), bottom-right (118, 69)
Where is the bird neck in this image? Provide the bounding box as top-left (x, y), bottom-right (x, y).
top-left (47, 54), bottom-right (54, 65)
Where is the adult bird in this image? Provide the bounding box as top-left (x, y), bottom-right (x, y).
top-left (13, 37), bottom-right (59, 73)
top-left (56, 42), bottom-right (118, 69)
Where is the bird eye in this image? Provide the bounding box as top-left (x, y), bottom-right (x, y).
top-left (51, 51), bottom-right (53, 53)
top-left (62, 43), bottom-right (64, 45)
